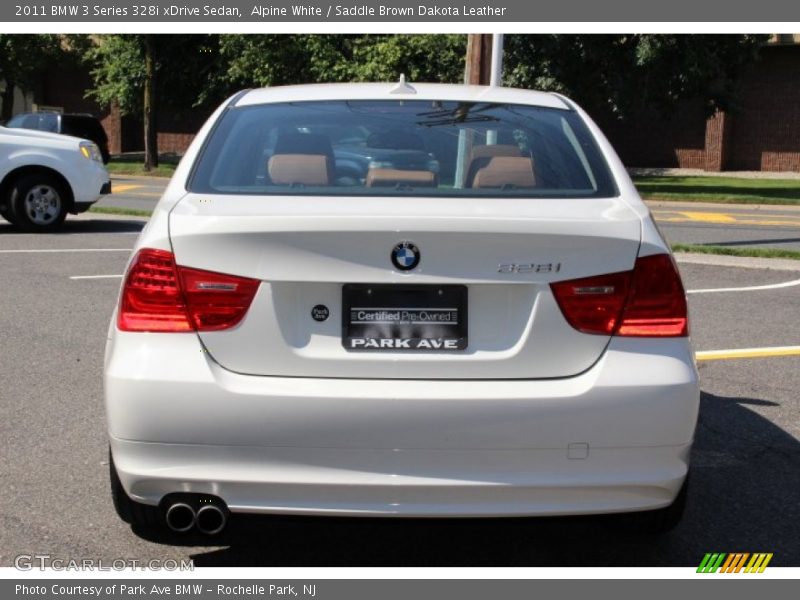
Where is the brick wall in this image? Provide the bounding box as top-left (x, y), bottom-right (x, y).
top-left (727, 45), bottom-right (800, 171)
top-left (601, 100), bottom-right (709, 169)
top-left (608, 44), bottom-right (800, 172)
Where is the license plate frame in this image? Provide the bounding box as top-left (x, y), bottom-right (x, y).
top-left (342, 284), bottom-right (468, 351)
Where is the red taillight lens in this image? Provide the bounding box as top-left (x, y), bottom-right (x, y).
top-left (179, 266), bottom-right (260, 332)
top-left (118, 248), bottom-right (191, 332)
top-left (550, 253), bottom-right (688, 338)
top-left (616, 254), bottom-right (688, 337)
top-left (550, 271), bottom-right (631, 335)
top-left (118, 248), bottom-right (259, 333)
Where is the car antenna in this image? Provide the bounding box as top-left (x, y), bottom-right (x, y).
top-left (389, 74), bottom-right (417, 95)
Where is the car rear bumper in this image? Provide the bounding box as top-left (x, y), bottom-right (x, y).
top-left (105, 333), bottom-right (700, 516)
top-left (110, 437), bottom-right (691, 517)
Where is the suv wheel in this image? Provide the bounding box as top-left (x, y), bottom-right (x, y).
top-left (9, 173), bottom-right (69, 232)
top-left (0, 207), bottom-right (17, 225)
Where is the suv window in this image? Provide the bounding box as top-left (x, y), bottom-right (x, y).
top-left (62, 116), bottom-right (108, 144)
top-left (190, 100), bottom-right (617, 199)
top-left (7, 113), bottom-right (59, 132)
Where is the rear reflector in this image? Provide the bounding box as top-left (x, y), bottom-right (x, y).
top-left (118, 248), bottom-right (259, 333)
top-left (551, 253), bottom-right (688, 337)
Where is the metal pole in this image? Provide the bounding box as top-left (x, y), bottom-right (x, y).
top-left (490, 34), bottom-right (504, 87)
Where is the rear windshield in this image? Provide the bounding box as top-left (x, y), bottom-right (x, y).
top-left (189, 100), bottom-right (617, 198)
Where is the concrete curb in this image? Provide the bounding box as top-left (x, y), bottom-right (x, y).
top-left (75, 211), bottom-right (150, 222)
top-left (674, 252), bottom-right (800, 272)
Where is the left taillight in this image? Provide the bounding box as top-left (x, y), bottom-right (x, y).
top-left (118, 248), bottom-right (259, 333)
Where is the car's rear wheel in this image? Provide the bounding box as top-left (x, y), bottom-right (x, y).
top-left (9, 174), bottom-right (69, 232)
top-left (109, 449), bottom-right (160, 532)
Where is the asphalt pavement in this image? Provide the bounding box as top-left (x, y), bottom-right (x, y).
top-left (0, 212), bottom-right (797, 567)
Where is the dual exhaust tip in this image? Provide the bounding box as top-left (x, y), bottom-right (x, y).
top-left (164, 498), bottom-right (227, 535)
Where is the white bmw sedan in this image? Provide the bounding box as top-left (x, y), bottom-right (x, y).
top-left (105, 82), bottom-right (699, 536)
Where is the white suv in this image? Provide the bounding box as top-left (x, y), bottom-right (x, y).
top-left (0, 125), bottom-right (110, 231)
top-left (105, 83), bottom-right (699, 536)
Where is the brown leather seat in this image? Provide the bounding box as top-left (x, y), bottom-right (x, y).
top-left (365, 168), bottom-right (437, 188)
top-left (268, 154), bottom-right (331, 186)
top-left (470, 144), bottom-right (523, 161)
top-left (465, 144), bottom-right (523, 187)
top-left (267, 133), bottom-right (334, 186)
top-left (471, 157), bottom-right (536, 189)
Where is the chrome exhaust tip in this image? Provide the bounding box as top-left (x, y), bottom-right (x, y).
top-left (165, 502), bottom-right (196, 533)
top-left (195, 504), bottom-right (227, 535)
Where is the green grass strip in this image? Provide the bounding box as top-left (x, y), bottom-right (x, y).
top-left (88, 206), bottom-right (153, 218)
top-left (634, 175), bottom-right (800, 205)
top-left (105, 162), bottom-right (176, 178)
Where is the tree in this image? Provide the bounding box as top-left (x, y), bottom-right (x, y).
top-left (0, 35), bottom-right (62, 121)
top-left (216, 34), bottom-right (466, 90)
top-left (83, 34), bottom-right (224, 171)
top-left (503, 35), bottom-right (768, 122)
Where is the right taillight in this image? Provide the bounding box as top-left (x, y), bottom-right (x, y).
top-left (616, 254), bottom-right (688, 337)
top-left (551, 253), bottom-right (687, 338)
top-left (118, 248), bottom-right (259, 333)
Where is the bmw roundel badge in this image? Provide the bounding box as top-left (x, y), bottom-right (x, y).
top-left (391, 241), bottom-right (420, 271)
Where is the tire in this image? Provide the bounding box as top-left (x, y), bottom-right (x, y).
top-left (8, 173), bottom-right (70, 232)
top-left (610, 474), bottom-right (690, 534)
top-left (0, 207), bottom-right (17, 225)
top-left (109, 448), bottom-right (160, 532)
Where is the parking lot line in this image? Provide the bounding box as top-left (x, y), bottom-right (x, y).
top-left (696, 345), bottom-right (800, 361)
top-left (687, 277), bottom-right (800, 294)
top-left (652, 209), bottom-right (800, 228)
top-left (0, 248), bottom-right (131, 254)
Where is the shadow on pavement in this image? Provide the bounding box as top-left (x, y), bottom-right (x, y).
top-left (127, 391), bottom-right (800, 567)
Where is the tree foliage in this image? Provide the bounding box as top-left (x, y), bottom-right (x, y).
top-left (215, 34), bottom-right (466, 91)
top-left (0, 34), bottom-right (63, 120)
top-left (503, 34), bottom-right (768, 121)
top-left (84, 34), bottom-right (223, 115)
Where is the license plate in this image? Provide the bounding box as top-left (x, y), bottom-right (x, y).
top-left (342, 284), bottom-right (467, 351)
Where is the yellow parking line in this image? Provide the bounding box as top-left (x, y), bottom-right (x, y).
top-left (652, 209), bottom-right (800, 220)
top-left (696, 346), bottom-right (800, 361)
top-left (112, 184), bottom-right (142, 193)
top-left (652, 209), bottom-right (800, 228)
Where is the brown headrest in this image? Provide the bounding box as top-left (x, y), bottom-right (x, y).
top-left (268, 154), bottom-right (331, 186)
top-left (469, 144), bottom-right (522, 161)
top-left (366, 168), bottom-right (437, 188)
top-left (472, 157), bottom-right (536, 189)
